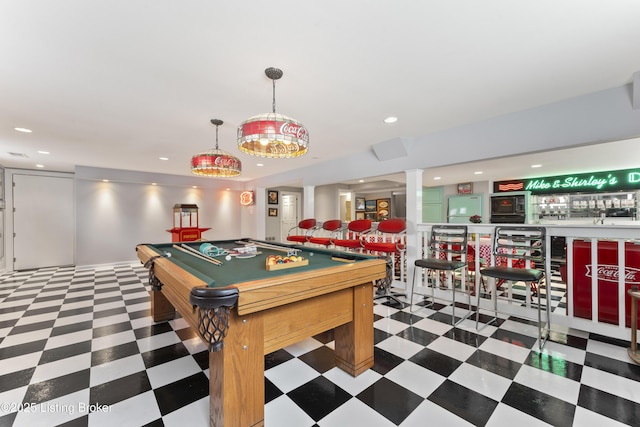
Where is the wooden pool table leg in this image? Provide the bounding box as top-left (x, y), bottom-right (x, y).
top-left (334, 282), bottom-right (375, 376)
top-left (151, 288), bottom-right (176, 322)
top-left (209, 309), bottom-right (265, 427)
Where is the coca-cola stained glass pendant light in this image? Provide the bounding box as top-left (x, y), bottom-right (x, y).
top-left (191, 119), bottom-right (242, 177)
top-left (237, 67), bottom-right (309, 158)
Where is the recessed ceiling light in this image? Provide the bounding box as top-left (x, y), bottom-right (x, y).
top-left (102, 179), bottom-right (109, 182)
top-left (257, 163), bottom-right (264, 167)
top-left (383, 116), bottom-right (398, 124)
top-left (531, 164), bottom-right (542, 168)
top-left (159, 157), bottom-right (169, 161)
top-left (192, 186), bottom-right (197, 189)
top-left (434, 176), bottom-right (441, 180)
top-left (35, 164), bottom-right (44, 168)
top-left (474, 171), bottom-right (483, 175)
top-left (15, 127), bottom-right (32, 133)
top-left (359, 179), bottom-right (365, 183)
top-left (151, 183), bottom-right (157, 186)
top-left (37, 150), bottom-right (50, 154)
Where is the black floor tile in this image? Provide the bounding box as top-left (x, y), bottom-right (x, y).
top-left (491, 328), bottom-right (537, 349)
top-left (525, 350), bottom-right (583, 382)
top-left (465, 349), bottom-right (522, 380)
top-left (0, 339), bottom-right (48, 360)
top-left (141, 343), bottom-right (191, 369)
top-left (265, 377), bottom-right (283, 404)
top-left (298, 345), bottom-right (336, 374)
top-left (50, 320), bottom-right (94, 337)
top-left (0, 367), bottom-right (35, 393)
top-left (502, 382), bottom-right (576, 427)
top-left (373, 328), bottom-right (393, 345)
top-left (577, 384), bottom-right (640, 426)
top-left (134, 322), bottom-right (174, 339)
top-left (89, 371), bottom-right (152, 407)
top-left (91, 341), bottom-right (141, 366)
top-left (428, 379), bottom-right (498, 426)
top-left (265, 349), bottom-right (294, 370)
top-left (92, 321), bottom-right (132, 338)
top-left (409, 347), bottom-right (463, 377)
top-left (443, 327), bottom-right (487, 347)
top-left (92, 306), bottom-right (128, 319)
top-left (389, 310), bottom-right (424, 325)
top-left (23, 305), bottom-right (63, 317)
top-left (23, 369), bottom-right (90, 405)
top-left (58, 306), bottom-right (94, 318)
top-left (40, 341), bottom-right (92, 364)
top-left (396, 325), bottom-right (440, 347)
top-left (8, 319), bottom-right (56, 335)
top-left (371, 347), bottom-right (405, 375)
top-left (153, 372), bottom-right (209, 416)
top-left (357, 377), bottom-right (423, 425)
top-left (288, 376), bottom-right (351, 422)
top-left (584, 352), bottom-right (640, 382)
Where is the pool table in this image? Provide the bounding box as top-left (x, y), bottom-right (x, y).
top-left (136, 239), bottom-right (386, 427)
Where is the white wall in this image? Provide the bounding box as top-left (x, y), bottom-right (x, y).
top-left (75, 167), bottom-right (244, 266)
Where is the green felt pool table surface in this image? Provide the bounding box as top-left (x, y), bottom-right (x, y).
top-left (145, 238), bottom-right (378, 288)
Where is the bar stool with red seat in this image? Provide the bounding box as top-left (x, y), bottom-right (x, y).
top-left (361, 219), bottom-right (406, 306)
top-left (330, 219), bottom-right (372, 252)
top-left (308, 219), bottom-right (342, 247)
top-left (286, 218), bottom-right (317, 245)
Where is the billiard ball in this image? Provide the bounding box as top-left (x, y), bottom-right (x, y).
top-left (225, 255), bottom-right (232, 261)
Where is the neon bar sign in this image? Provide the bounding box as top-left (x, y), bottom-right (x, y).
top-left (494, 168), bottom-right (640, 194)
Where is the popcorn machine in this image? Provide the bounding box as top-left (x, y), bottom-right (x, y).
top-left (166, 204), bottom-right (211, 242)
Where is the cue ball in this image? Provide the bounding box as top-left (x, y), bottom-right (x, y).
top-left (309, 252), bottom-right (314, 256)
top-left (225, 255), bottom-right (232, 261)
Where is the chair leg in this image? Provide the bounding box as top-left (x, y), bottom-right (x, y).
top-left (410, 266), bottom-right (434, 313)
top-left (374, 256), bottom-right (405, 308)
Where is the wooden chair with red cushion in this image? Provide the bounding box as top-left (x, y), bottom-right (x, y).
top-left (286, 218), bottom-right (317, 245)
top-left (330, 219), bottom-right (372, 252)
top-left (308, 220), bottom-right (343, 247)
top-left (361, 218), bottom-right (407, 306)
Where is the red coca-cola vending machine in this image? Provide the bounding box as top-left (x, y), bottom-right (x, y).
top-left (572, 239), bottom-right (640, 327)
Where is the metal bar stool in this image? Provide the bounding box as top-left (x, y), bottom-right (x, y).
top-left (410, 225), bottom-right (472, 325)
top-left (476, 226), bottom-right (551, 350)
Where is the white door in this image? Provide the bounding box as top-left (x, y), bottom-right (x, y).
top-left (13, 174), bottom-right (75, 270)
top-left (280, 192), bottom-right (300, 242)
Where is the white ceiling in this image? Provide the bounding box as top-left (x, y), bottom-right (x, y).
top-left (1, 1), bottom-right (640, 187)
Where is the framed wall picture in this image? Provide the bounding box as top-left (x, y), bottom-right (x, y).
top-left (365, 200), bottom-right (376, 212)
top-left (457, 182), bottom-right (473, 194)
top-left (268, 190), bottom-right (279, 205)
top-left (268, 208), bottom-right (278, 217)
top-left (376, 198), bottom-right (390, 220)
top-left (355, 197), bottom-right (365, 211)
top-left (356, 211), bottom-right (365, 220)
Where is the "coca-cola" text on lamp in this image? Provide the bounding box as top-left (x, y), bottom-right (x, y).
top-left (237, 67), bottom-right (309, 159)
top-left (191, 119), bottom-right (242, 177)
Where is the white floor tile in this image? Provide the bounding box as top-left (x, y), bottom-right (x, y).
top-left (88, 390), bottom-right (161, 427)
top-left (31, 353), bottom-right (91, 384)
top-left (514, 364), bottom-right (580, 404)
top-left (376, 335), bottom-right (424, 359)
top-left (449, 363), bottom-right (512, 402)
top-left (264, 358), bottom-right (319, 393)
top-left (322, 366), bottom-right (381, 396)
top-left (427, 336), bottom-right (477, 361)
top-left (385, 361), bottom-right (446, 398)
top-left (580, 365), bottom-right (640, 402)
top-left (145, 355), bottom-right (202, 389)
top-left (265, 395), bottom-right (315, 427)
top-left (319, 397), bottom-right (395, 427)
top-left (90, 354), bottom-right (146, 387)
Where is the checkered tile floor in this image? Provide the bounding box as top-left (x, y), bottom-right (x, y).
top-left (1, 265), bottom-right (639, 426)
